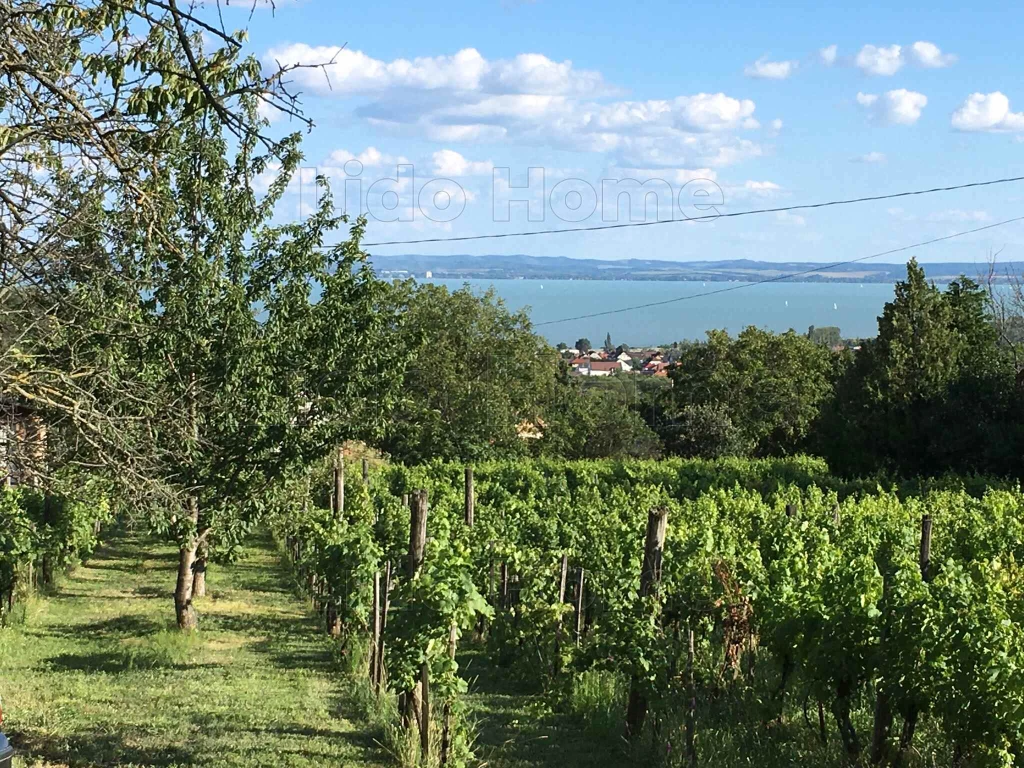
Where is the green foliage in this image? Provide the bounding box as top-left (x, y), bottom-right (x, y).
top-left (807, 325), bottom-right (842, 347)
top-left (0, 478), bottom-right (110, 623)
top-left (822, 261), bottom-right (1022, 475)
top-left (657, 402), bottom-right (745, 458)
top-left (664, 327), bottom-right (838, 456)
top-left (382, 284), bottom-right (555, 464)
top-left (367, 457), bottom-right (1024, 765)
top-left (540, 373), bottom-right (662, 460)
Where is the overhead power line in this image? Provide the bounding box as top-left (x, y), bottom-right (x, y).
top-left (360, 174), bottom-right (1024, 247)
top-left (533, 215), bottom-right (1024, 327)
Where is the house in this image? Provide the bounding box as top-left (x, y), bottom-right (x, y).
top-left (575, 360), bottom-right (625, 377)
top-left (642, 360), bottom-right (667, 375)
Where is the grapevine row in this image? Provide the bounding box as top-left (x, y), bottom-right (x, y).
top-left (279, 457), bottom-right (1024, 767)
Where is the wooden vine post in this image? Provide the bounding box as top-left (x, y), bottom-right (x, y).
top-left (369, 570), bottom-right (381, 677)
top-left (400, 490), bottom-right (430, 754)
top-left (573, 567), bottom-right (585, 646)
top-left (894, 514), bottom-right (934, 767)
top-left (373, 562), bottom-right (392, 692)
top-left (686, 627), bottom-right (697, 767)
top-left (440, 470), bottom-right (475, 765)
top-left (625, 506), bottom-right (669, 740)
top-left (870, 563), bottom-right (894, 764)
top-left (553, 553), bottom-right (569, 674)
top-left (464, 466), bottom-right (474, 527)
top-left (334, 446), bottom-right (344, 519)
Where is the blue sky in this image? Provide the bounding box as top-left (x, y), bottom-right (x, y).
top-left (232, 0), bottom-right (1024, 264)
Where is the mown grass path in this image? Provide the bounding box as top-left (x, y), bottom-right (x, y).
top-left (0, 530), bottom-right (389, 768)
top-left (457, 648), bottom-right (635, 768)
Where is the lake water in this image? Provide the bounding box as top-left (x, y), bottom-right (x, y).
top-left (427, 279), bottom-right (904, 346)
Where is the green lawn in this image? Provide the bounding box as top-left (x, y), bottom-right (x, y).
top-left (0, 530), bottom-right (390, 768)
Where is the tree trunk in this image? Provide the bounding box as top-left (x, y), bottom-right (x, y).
top-left (625, 507), bottom-right (669, 740)
top-left (191, 541), bottom-right (208, 599)
top-left (40, 495), bottom-right (56, 586)
top-left (833, 685), bottom-right (862, 762)
top-left (175, 498), bottom-right (200, 631)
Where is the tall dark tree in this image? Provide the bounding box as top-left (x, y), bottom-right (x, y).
top-left (820, 260), bottom-right (1021, 474)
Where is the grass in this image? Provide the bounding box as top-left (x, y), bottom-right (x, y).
top-left (457, 647), bottom-right (637, 768)
top-left (0, 529), bottom-right (390, 768)
top-left (0, 530), bottom-right (943, 768)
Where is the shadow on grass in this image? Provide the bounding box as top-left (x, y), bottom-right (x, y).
top-left (14, 730), bottom-right (197, 768)
top-left (460, 645), bottom-right (637, 768)
top-left (43, 650), bottom-right (220, 673)
top-left (59, 614), bottom-right (166, 637)
top-left (133, 584), bottom-right (170, 598)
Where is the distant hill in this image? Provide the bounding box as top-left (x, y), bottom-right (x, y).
top-left (368, 254), bottom-right (1021, 283)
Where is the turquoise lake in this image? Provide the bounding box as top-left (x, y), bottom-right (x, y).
top-left (426, 279), bottom-right (911, 346)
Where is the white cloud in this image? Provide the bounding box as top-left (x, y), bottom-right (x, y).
top-left (607, 167), bottom-right (718, 186)
top-left (819, 45), bottom-right (838, 66)
top-left (323, 146), bottom-right (407, 168)
top-left (431, 149), bottom-right (493, 176)
top-left (671, 93), bottom-right (758, 131)
top-left (710, 179), bottom-right (784, 202)
top-left (851, 151), bottom-right (887, 163)
top-left (744, 57), bottom-right (798, 80)
top-left (743, 180), bottom-right (782, 194)
top-left (769, 118), bottom-right (783, 134)
top-left (951, 92), bottom-right (1024, 132)
top-left (263, 45), bottom-right (609, 96)
top-left (264, 44), bottom-right (763, 170)
top-left (776, 210), bottom-right (806, 226)
top-left (857, 89), bottom-right (927, 125)
top-left (612, 132), bottom-right (762, 169)
top-left (855, 44), bottom-right (904, 76)
top-left (910, 41), bottom-right (956, 69)
top-left (927, 209), bottom-right (991, 223)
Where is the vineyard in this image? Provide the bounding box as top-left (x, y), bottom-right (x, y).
top-left (277, 456), bottom-right (1024, 768)
top-left (0, 478), bottom-right (110, 623)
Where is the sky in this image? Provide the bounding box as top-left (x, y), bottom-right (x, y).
top-left (227, 0), bottom-right (1024, 264)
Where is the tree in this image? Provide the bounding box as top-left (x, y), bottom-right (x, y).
top-left (664, 328), bottom-right (838, 456)
top-left (540, 370), bottom-right (661, 459)
top-left (603, 333), bottom-right (614, 354)
top-left (0, 1), bottom-right (314, 491)
top-left (25, 23), bottom-right (405, 628)
top-left (657, 403), bottom-right (745, 458)
top-left (807, 326), bottom-right (842, 347)
top-left (575, 338), bottom-right (592, 354)
top-left (382, 285), bottom-right (555, 464)
top-left (822, 261), bottom-right (1021, 474)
